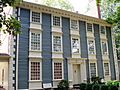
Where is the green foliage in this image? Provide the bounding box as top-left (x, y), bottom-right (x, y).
top-left (79, 83), bottom-right (86, 90)
top-left (92, 84), bottom-right (100, 90)
top-left (98, 0), bottom-right (120, 59)
top-left (106, 81), bottom-right (113, 86)
top-left (109, 85), bottom-right (118, 90)
top-left (1, 0), bottom-right (22, 6)
top-left (41, 0), bottom-right (74, 11)
top-left (1, 16), bottom-right (21, 35)
top-left (0, 0), bottom-right (21, 36)
top-left (100, 85), bottom-right (109, 90)
top-left (91, 76), bottom-right (102, 84)
top-left (86, 83), bottom-right (93, 90)
top-left (57, 80), bottom-right (69, 90)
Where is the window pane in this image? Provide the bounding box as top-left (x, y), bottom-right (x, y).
top-left (88, 40), bottom-right (95, 54)
top-left (71, 20), bottom-right (78, 30)
top-left (31, 62), bottom-right (40, 80)
top-left (53, 16), bottom-right (60, 26)
top-left (87, 23), bottom-right (92, 32)
top-left (104, 63), bottom-right (109, 76)
top-left (53, 36), bottom-right (61, 52)
top-left (102, 42), bottom-right (107, 54)
top-left (72, 38), bottom-right (79, 53)
top-left (90, 63), bottom-right (96, 77)
top-left (54, 62), bottom-right (62, 79)
top-left (31, 32), bottom-right (40, 50)
top-left (32, 12), bottom-right (40, 23)
top-left (101, 26), bottom-right (105, 34)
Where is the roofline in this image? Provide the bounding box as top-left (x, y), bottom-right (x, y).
top-left (17, 1), bottom-right (111, 26)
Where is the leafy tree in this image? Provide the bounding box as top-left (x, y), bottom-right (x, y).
top-left (0, 0), bottom-right (22, 35)
top-left (41, 0), bottom-right (74, 11)
top-left (96, 0), bottom-right (120, 58)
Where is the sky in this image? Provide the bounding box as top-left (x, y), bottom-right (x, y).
top-left (24, 0), bottom-right (98, 18)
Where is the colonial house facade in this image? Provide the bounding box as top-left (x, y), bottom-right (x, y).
top-left (8, 1), bottom-right (119, 90)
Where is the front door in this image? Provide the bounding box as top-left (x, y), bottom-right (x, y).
top-left (73, 64), bottom-right (81, 84)
top-left (0, 61), bottom-right (8, 90)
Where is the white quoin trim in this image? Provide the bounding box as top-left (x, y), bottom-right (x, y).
top-left (16, 7), bottom-right (20, 90)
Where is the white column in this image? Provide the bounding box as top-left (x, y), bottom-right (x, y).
top-left (68, 61), bottom-right (73, 87)
top-left (81, 60), bottom-right (87, 83)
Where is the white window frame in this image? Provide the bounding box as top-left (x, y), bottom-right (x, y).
top-left (52, 15), bottom-right (61, 27)
top-left (52, 35), bottom-right (62, 52)
top-left (70, 19), bottom-right (79, 30)
top-left (86, 23), bottom-right (93, 32)
top-left (29, 30), bottom-right (42, 51)
top-left (103, 63), bottom-right (110, 76)
top-left (71, 37), bottom-right (80, 54)
top-left (30, 11), bottom-right (41, 24)
top-left (89, 63), bottom-right (97, 78)
top-left (87, 39), bottom-right (96, 54)
top-left (29, 59), bottom-right (42, 81)
top-left (52, 60), bottom-right (64, 80)
top-left (101, 41), bottom-right (108, 55)
top-left (100, 26), bottom-right (106, 35)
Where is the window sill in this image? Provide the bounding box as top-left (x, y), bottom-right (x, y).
top-left (102, 54), bottom-right (108, 56)
top-left (29, 80), bottom-right (42, 82)
top-left (72, 53), bottom-right (80, 55)
top-left (30, 22), bottom-right (41, 25)
top-left (89, 54), bottom-right (96, 55)
top-left (52, 51), bottom-right (63, 54)
top-left (29, 50), bottom-right (42, 53)
top-left (53, 79), bottom-right (63, 81)
top-left (87, 31), bottom-right (93, 33)
top-left (52, 26), bottom-right (62, 28)
top-left (70, 28), bottom-right (79, 31)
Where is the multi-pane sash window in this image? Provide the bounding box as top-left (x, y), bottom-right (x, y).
top-left (31, 32), bottom-right (40, 50)
top-left (72, 38), bottom-right (79, 53)
top-left (88, 40), bottom-right (95, 54)
top-left (71, 20), bottom-right (78, 30)
top-left (53, 16), bottom-right (61, 26)
top-left (104, 63), bottom-right (109, 76)
top-left (54, 62), bottom-right (62, 79)
top-left (102, 41), bottom-right (107, 55)
top-left (53, 36), bottom-right (61, 52)
top-left (90, 63), bottom-right (96, 77)
top-left (32, 12), bottom-right (40, 23)
top-left (101, 26), bottom-right (105, 34)
top-left (31, 62), bottom-right (40, 80)
top-left (87, 23), bottom-right (93, 32)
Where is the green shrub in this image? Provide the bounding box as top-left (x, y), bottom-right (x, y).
top-left (109, 85), bottom-right (118, 90)
top-left (106, 81), bottom-right (113, 86)
top-left (79, 83), bottom-right (86, 90)
top-left (86, 83), bottom-right (93, 90)
top-left (114, 81), bottom-right (120, 87)
top-left (57, 80), bottom-right (69, 90)
top-left (92, 84), bottom-right (100, 90)
top-left (100, 85), bottom-right (109, 90)
top-left (91, 76), bottom-right (102, 84)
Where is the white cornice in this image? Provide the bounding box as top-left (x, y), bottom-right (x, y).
top-left (18, 1), bottom-right (111, 27)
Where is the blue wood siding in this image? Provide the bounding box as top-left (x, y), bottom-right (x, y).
top-left (106, 27), bottom-right (116, 80)
top-left (42, 13), bottom-right (52, 83)
top-left (79, 21), bottom-right (90, 81)
top-left (62, 17), bottom-right (71, 80)
top-left (18, 8), bottom-right (30, 89)
top-left (93, 24), bottom-right (104, 78)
